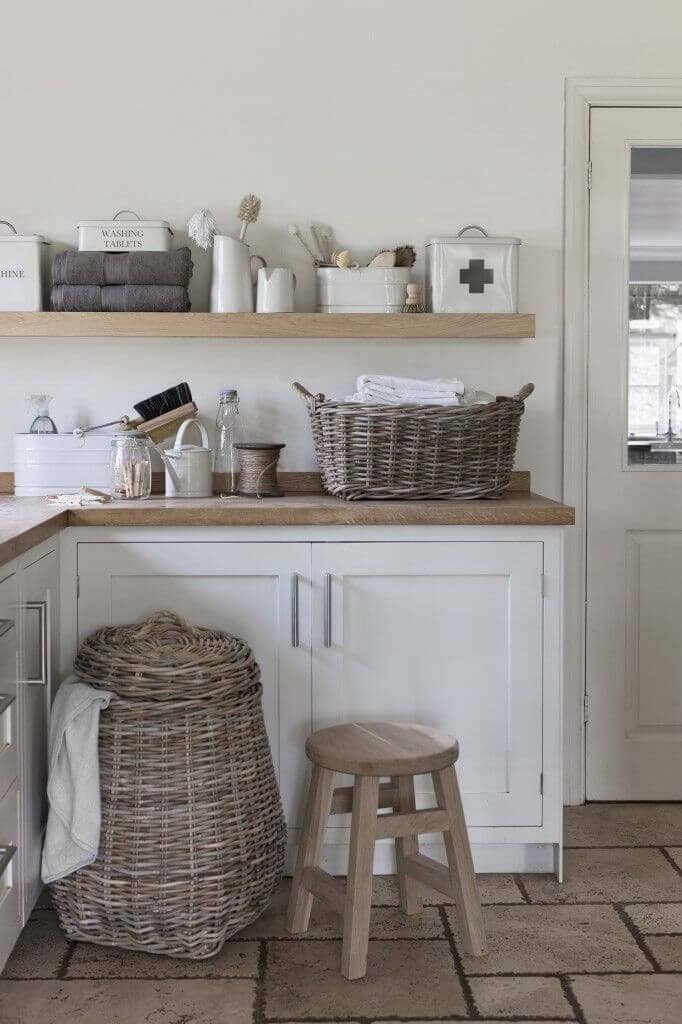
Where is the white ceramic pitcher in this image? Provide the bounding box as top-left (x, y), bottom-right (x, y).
top-left (163, 418), bottom-right (213, 498)
top-left (210, 235), bottom-right (266, 313)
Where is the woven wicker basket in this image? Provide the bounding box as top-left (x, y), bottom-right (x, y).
top-left (294, 381), bottom-right (534, 501)
top-left (51, 611), bottom-right (286, 959)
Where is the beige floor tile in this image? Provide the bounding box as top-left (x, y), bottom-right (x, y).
top-left (370, 871), bottom-right (522, 906)
top-left (644, 935), bottom-right (682, 970)
top-left (0, 978), bottom-right (255, 1024)
top-left (470, 975), bottom-right (575, 1018)
top-left (241, 878), bottom-right (443, 938)
top-left (65, 938), bottom-right (260, 978)
top-left (564, 803), bottom-right (682, 847)
top-left (447, 904), bottom-right (651, 974)
top-left (624, 902), bottom-right (682, 933)
top-left (522, 848), bottom-right (682, 903)
top-left (569, 973), bottom-right (682, 1024)
top-left (1, 912), bottom-right (69, 979)
top-left (666, 846), bottom-right (682, 870)
top-left (264, 938), bottom-right (466, 1019)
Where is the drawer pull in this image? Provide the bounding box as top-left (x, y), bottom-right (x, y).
top-left (291, 574), bottom-right (300, 649)
top-left (23, 601), bottom-right (47, 686)
top-left (0, 619), bottom-right (14, 640)
top-left (323, 573), bottom-right (332, 648)
top-left (0, 844), bottom-right (16, 880)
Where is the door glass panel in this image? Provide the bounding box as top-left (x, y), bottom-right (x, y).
top-left (629, 147), bottom-right (682, 465)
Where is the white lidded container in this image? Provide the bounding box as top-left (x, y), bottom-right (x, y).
top-left (14, 434), bottom-right (113, 496)
top-left (0, 221), bottom-right (48, 311)
top-left (317, 267), bottom-right (410, 313)
top-left (425, 225), bottom-right (520, 313)
top-left (77, 209), bottom-right (172, 252)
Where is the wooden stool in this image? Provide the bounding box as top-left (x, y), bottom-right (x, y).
top-left (286, 721), bottom-right (487, 979)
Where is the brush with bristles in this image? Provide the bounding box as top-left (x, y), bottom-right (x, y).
top-left (394, 244), bottom-right (416, 268)
top-left (288, 224), bottom-right (322, 264)
top-left (402, 282), bottom-right (426, 313)
top-left (311, 222), bottom-right (335, 264)
top-left (187, 208), bottom-right (218, 250)
top-left (238, 194), bottom-right (261, 242)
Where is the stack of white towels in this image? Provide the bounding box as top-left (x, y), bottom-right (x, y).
top-left (347, 374), bottom-right (494, 406)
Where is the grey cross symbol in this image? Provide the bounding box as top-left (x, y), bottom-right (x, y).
top-left (460, 258), bottom-right (494, 294)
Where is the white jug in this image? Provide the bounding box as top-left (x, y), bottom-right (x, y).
top-left (210, 235), bottom-right (266, 313)
top-left (256, 267), bottom-right (296, 312)
top-left (163, 418), bottom-right (213, 498)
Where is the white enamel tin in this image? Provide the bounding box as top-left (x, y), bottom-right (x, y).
top-left (163, 418), bottom-right (213, 498)
top-left (0, 221), bottom-right (48, 311)
top-left (13, 433), bottom-right (112, 495)
top-left (77, 210), bottom-right (172, 251)
top-left (317, 267), bottom-right (410, 313)
top-left (425, 225), bottom-right (520, 313)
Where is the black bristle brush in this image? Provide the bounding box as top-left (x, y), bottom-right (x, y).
top-left (133, 382), bottom-right (193, 421)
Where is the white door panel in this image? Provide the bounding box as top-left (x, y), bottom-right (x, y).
top-left (76, 542), bottom-right (311, 827)
top-left (311, 542), bottom-right (543, 827)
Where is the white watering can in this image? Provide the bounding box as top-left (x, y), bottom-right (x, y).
top-left (162, 418), bottom-right (213, 498)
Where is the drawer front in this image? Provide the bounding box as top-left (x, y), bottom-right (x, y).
top-left (0, 695), bottom-right (17, 802)
top-left (0, 572), bottom-right (17, 687)
top-left (0, 781), bottom-right (21, 972)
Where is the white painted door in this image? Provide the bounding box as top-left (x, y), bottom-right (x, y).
top-left (311, 542), bottom-right (544, 827)
top-left (19, 548), bottom-right (58, 921)
top-left (587, 108), bottom-right (682, 798)
top-left (76, 542), bottom-right (311, 824)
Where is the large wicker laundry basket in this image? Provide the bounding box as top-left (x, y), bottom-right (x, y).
top-left (50, 611), bottom-right (286, 959)
top-left (294, 381), bottom-right (534, 500)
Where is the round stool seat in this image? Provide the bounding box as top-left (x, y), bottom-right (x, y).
top-left (305, 721), bottom-right (459, 777)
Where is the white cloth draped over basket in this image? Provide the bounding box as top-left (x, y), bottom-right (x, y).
top-left (346, 374), bottom-right (494, 406)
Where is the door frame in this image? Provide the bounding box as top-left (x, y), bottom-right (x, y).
top-left (563, 77), bottom-right (682, 804)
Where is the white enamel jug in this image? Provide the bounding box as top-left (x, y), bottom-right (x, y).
top-left (210, 235), bottom-right (266, 313)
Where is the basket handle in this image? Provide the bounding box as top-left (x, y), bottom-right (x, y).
top-left (514, 383), bottom-right (534, 402)
top-left (292, 381), bottom-right (326, 409)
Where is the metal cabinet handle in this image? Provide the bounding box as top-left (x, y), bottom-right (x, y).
top-left (0, 844), bottom-right (17, 881)
top-left (323, 573), bottom-right (332, 648)
top-left (291, 574), bottom-right (299, 648)
top-left (23, 600), bottom-right (47, 686)
top-left (0, 619), bottom-right (14, 640)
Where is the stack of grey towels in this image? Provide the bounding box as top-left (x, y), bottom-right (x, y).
top-left (51, 247), bottom-right (193, 312)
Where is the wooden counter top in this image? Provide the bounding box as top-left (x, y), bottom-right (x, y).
top-left (0, 492), bottom-right (574, 570)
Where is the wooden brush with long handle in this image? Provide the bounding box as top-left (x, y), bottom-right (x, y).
top-left (238, 194), bottom-right (261, 242)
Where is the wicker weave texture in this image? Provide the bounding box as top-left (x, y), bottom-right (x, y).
top-left (293, 382), bottom-right (534, 501)
top-left (51, 611), bottom-right (286, 959)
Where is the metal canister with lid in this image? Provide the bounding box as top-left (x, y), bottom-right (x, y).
top-left (0, 220), bottom-right (48, 311)
top-left (425, 225), bottom-right (521, 314)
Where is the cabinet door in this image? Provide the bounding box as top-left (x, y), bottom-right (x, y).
top-left (77, 542), bottom-right (311, 825)
top-left (19, 548), bottom-right (58, 922)
top-left (312, 542), bottom-right (543, 827)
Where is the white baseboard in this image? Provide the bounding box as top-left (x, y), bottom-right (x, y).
top-left (285, 836), bottom-right (558, 875)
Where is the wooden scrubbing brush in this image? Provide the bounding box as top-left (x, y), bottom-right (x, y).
top-left (238, 194), bottom-right (261, 242)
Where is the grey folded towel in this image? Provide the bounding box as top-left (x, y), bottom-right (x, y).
top-left (52, 247), bottom-right (193, 287)
top-left (51, 284), bottom-right (190, 312)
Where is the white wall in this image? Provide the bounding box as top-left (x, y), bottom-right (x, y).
top-left (4, 0), bottom-right (682, 494)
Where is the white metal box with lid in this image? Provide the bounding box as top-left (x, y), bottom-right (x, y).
top-left (77, 210), bottom-right (172, 252)
top-left (425, 225), bottom-right (520, 314)
top-left (0, 221), bottom-right (48, 311)
top-left (13, 434), bottom-right (113, 496)
top-left (317, 267), bottom-right (411, 313)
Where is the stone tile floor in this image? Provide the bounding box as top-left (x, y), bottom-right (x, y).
top-left (1, 804), bottom-right (681, 1023)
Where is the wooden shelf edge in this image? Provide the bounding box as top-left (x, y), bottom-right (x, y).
top-left (0, 311), bottom-right (535, 340)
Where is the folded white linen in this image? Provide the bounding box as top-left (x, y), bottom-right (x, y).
top-left (41, 676), bottom-right (113, 883)
top-left (351, 374), bottom-right (466, 405)
top-left (346, 374), bottom-right (494, 406)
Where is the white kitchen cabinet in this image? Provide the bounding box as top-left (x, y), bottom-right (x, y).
top-left (71, 528), bottom-right (561, 875)
top-left (18, 547), bottom-right (58, 923)
top-left (0, 569), bottom-right (20, 968)
top-left (311, 542), bottom-right (543, 829)
top-left (76, 542), bottom-right (312, 825)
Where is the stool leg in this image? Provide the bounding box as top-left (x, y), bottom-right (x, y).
top-left (393, 775), bottom-right (423, 915)
top-left (432, 766), bottom-right (487, 957)
top-left (342, 775), bottom-right (380, 980)
top-left (287, 764), bottom-right (336, 934)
